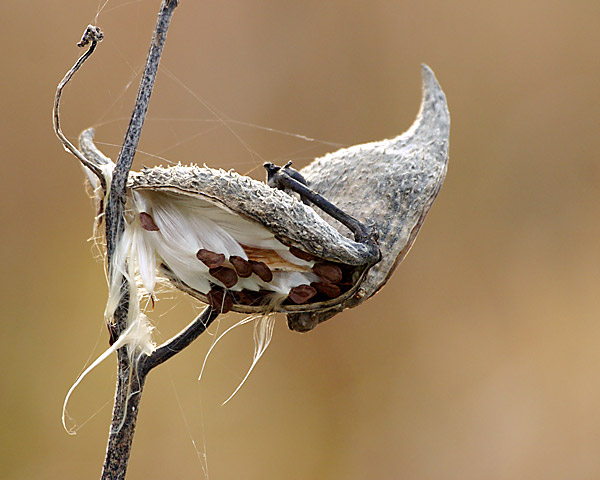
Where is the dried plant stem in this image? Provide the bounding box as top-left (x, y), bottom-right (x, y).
top-left (53, 25), bottom-right (106, 191)
top-left (105, 0), bottom-right (179, 269)
top-left (99, 1), bottom-right (179, 479)
top-left (54, 4), bottom-right (221, 477)
top-left (101, 307), bottom-right (219, 479)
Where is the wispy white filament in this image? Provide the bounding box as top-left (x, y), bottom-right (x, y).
top-left (197, 313), bottom-right (277, 405)
top-left (222, 313), bottom-right (276, 405)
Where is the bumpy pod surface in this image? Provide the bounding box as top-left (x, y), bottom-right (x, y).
top-left (288, 65), bottom-right (450, 330)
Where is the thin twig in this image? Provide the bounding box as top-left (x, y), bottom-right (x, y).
top-left (101, 2), bottom-right (180, 479)
top-left (105, 0), bottom-right (179, 271)
top-left (53, 25), bottom-right (107, 191)
top-left (143, 306), bottom-right (220, 372)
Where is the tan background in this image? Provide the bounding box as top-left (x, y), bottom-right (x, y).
top-left (2, 1), bottom-right (599, 479)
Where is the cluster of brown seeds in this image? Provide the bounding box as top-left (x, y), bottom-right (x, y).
top-left (196, 248), bottom-right (274, 286)
top-left (199, 245), bottom-right (354, 313)
top-left (139, 211), bottom-right (355, 314)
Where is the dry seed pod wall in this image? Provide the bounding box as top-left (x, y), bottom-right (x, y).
top-left (81, 65), bottom-right (449, 334)
top-left (291, 65), bottom-right (450, 331)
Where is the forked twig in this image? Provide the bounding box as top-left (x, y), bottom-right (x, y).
top-left (102, 306), bottom-right (219, 480)
top-left (54, 2), bottom-right (226, 479)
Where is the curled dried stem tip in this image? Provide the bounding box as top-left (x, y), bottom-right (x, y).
top-left (77, 25), bottom-right (104, 47)
top-left (54, 25), bottom-right (107, 191)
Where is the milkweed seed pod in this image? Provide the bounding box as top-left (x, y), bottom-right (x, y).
top-left (81, 65), bottom-right (449, 335)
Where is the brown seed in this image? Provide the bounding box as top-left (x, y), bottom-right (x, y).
top-left (207, 288), bottom-right (233, 313)
top-left (288, 285), bottom-right (317, 304)
top-left (196, 249), bottom-right (225, 268)
top-left (209, 266), bottom-right (238, 288)
top-left (311, 281), bottom-right (341, 298)
top-left (312, 263), bottom-right (343, 284)
top-left (229, 255), bottom-right (253, 278)
top-left (139, 212), bottom-right (159, 231)
top-left (250, 260), bottom-right (273, 282)
top-left (289, 246), bottom-right (315, 262)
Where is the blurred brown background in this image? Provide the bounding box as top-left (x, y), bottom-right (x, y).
top-left (2, 1), bottom-right (599, 479)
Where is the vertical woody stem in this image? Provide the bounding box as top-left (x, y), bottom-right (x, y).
top-left (101, 2), bottom-right (179, 478)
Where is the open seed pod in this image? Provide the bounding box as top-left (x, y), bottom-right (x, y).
top-left (80, 64), bottom-right (449, 333)
top-left (126, 164), bottom-right (380, 318)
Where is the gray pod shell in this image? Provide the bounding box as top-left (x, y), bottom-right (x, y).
top-left (288, 65), bottom-right (450, 331)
